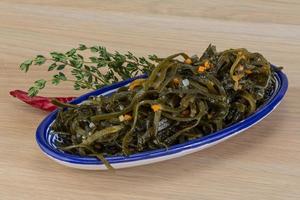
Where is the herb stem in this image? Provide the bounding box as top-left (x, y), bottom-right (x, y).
top-left (20, 44), bottom-right (157, 96)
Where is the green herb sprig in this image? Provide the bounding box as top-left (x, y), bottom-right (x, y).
top-left (20, 44), bottom-right (158, 96)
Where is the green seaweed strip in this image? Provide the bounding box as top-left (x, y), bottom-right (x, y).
top-left (51, 98), bottom-right (78, 108)
top-left (82, 125), bottom-right (124, 145)
top-left (164, 101), bottom-right (207, 144)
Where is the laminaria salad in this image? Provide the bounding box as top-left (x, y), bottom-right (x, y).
top-left (17, 44), bottom-right (281, 169)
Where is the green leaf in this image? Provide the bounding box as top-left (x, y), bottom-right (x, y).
top-left (149, 54), bottom-right (158, 61)
top-left (28, 86), bottom-right (39, 97)
top-left (90, 46), bottom-right (99, 52)
top-left (99, 47), bottom-right (110, 60)
top-left (50, 52), bottom-right (67, 62)
top-left (78, 44), bottom-right (87, 50)
top-left (20, 59), bottom-right (33, 72)
top-left (125, 51), bottom-right (134, 59)
top-left (89, 57), bottom-right (98, 63)
top-left (88, 74), bottom-right (93, 82)
top-left (69, 59), bottom-right (83, 68)
top-left (90, 66), bottom-right (98, 72)
top-left (66, 48), bottom-right (77, 57)
top-left (139, 57), bottom-right (147, 64)
top-left (48, 63), bottom-right (57, 71)
top-left (126, 63), bottom-right (138, 71)
top-left (58, 72), bottom-right (67, 81)
top-left (75, 74), bottom-right (83, 80)
top-left (97, 60), bottom-right (107, 67)
top-left (71, 68), bottom-right (81, 76)
top-left (73, 82), bottom-right (81, 90)
top-left (69, 59), bottom-right (76, 67)
top-left (34, 79), bottom-right (46, 89)
top-left (77, 54), bottom-right (84, 60)
top-left (57, 64), bottom-right (65, 70)
top-left (52, 75), bottom-right (60, 85)
top-left (84, 65), bottom-right (91, 71)
top-left (51, 73), bottom-right (66, 85)
top-left (81, 85), bottom-right (87, 89)
top-left (52, 79), bottom-right (60, 85)
top-left (96, 70), bottom-right (103, 78)
top-left (114, 52), bottom-right (126, 63)
top-left (34, 55), bottom-right (46, 65)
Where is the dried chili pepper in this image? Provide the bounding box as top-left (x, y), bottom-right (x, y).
top-left (10, 90), bottom-right (75, 111)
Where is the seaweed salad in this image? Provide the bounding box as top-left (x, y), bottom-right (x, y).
top-left (51, 45), bottom-right (278, 169)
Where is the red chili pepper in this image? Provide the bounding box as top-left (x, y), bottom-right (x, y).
top-left (10, 90), bottom-right (76, 112)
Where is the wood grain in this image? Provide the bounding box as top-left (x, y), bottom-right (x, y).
top-left (0, 1), bottom-right (299, 199)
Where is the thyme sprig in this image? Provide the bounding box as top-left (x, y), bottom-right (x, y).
top-left (20, 44), bottom-right (158, 96)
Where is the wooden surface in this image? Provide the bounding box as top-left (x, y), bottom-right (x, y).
top-left (0, 1), bottom-right (300, 199)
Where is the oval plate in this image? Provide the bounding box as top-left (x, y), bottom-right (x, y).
top-left (36, 67), bottom-right (288, 170)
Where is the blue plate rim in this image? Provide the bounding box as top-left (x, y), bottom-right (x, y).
top-left (36, 65), bottom-right (288, 165)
